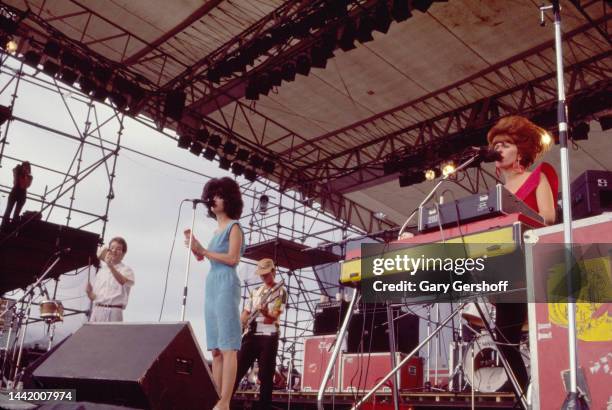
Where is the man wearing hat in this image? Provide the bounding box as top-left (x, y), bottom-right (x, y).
top-left (234, 258), bottom-right (287, 408)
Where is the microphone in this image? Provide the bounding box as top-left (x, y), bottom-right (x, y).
top-left (186, 198), bottom-right (206, 204)
top-left (470, 146), bottom-right (502, 162)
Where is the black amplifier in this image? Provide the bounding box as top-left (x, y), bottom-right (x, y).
top-left (418, 184), bottom-right (543, 232)
top-left (571, 170), bottom-right (612, 219)
top-left (313, 300), bottom-right (350, 335)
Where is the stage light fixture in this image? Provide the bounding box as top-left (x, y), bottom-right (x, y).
top-left (208, 134), bottom-right (222, 148)
top-left (374, 2), bottom-right (392, 34)
top-left (310, 44), bottom-right (329, 69)
top-left (295, 54), bottom-right (311, 76)
top-left (93, 66), bottom-right (112, 85)
top-left (207, 66), bottom-right (221, 84)
top-left (61, 51), bottom-right (80, 69)
top-left (76, 58), bottom-right (91, 75)
top-left (262, 160), bottom-right (275, 174)
top-left (269, 67), bottom-right (282, 87)
top-left (231, 162), bottom-right (245, 176)
top-left (249, 154), bottom-right (263, 169)
top-left (399, 171), bottom-right (425, 187)
top-left (43, 41), bottom-right (61, 58)
top-left (190, 141), bottom-right (203, 156)
top-left (219, 157), bottom-right (231, 170)
top-left (599, 115), bottom-right (612, 131)
top-left (258, 194), bottom-right (270, 214)
top-left (109, 92), bottom-right (128, 110)
top-left (195, 128), bottom-right (210, 144)
top-left (42, 60), bottom-right (60, 77)
top-left (325, 0), bottom-right (349, 18)
top-left (391, 0), bottom-right (412, 22)
top-left (5, 39), bottom-right (17, 53)
top-left (413, 0), bottom-right (434, 12)
top-left (203, 147), bottom-right (216, 161)
top-left (572, 122), bottom-right (590, 141)
top-left (236, 148), bottom-right (249, 161)
top-left (24, 50), bottom-right (41, 67)
top-left (223, 141), bottom-right (237, 155)
top-left (281, 61), bottom-right (296, 82)
top-left (59, 68), bottom-right (78, 85)
top-left (164, 89), bottom-right (186, 121)
top-left (425, 168), bottom-right (440, 181)
top-left (540, 131), bottom-right (553, 146)
top-left (356, 14), bottom-right (375, 43)
top-left (245, 79), bottom-right (259, 101)
top-left (244, 169), bottom-right (257, 182)
top-left (91, 86), bottom-right (108, 103)
top-left (339, 20), bottom-right (357, 51)
top-left (177, 133), bottom-right (191, 149)
top-left (0, 16), bottom-right (18, 35)
top-left (257, 73), bottom-right (272, 96)
top-left (442, 162), bottom-right (456, 177)
top-left (78, 77), bottom-right (96, 95)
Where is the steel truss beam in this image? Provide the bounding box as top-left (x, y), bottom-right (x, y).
top-left (0, 59), bottom-right (122, 237)
top-left (277, 16), bottom-right (611, 194)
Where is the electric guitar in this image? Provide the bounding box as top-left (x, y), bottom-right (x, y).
top-left (242, 280), bottom-right (284, 337)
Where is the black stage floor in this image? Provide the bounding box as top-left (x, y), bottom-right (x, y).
top-left (231, 390), bottom-right (520, 409)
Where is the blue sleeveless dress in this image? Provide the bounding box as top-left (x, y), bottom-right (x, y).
top-left (204, 220), bottom-right (245, 351)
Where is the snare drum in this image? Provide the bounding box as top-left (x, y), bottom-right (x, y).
top-left (40, 300), bottom-right (64, 323)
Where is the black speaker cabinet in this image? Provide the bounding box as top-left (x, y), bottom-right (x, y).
top-left (30, 322), bottom-right (218, 410)
top-left (347, 306), bottom-right (419, 354)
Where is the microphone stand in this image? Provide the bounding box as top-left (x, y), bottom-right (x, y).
top-left (180, 200), bottom-right (199, 321)
top-left (397, 154), bottom-right (479, 239)
top-left (540, 2), bottom-right (587, 409)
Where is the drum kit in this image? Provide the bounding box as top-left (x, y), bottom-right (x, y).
top-left (456, 302), bottom-right (530, 393)
top-left (0, 285), bottom-right (66, 389)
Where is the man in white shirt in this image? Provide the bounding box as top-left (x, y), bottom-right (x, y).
top-left (234, 258), bottom-right (287, 408)
top-left (86, 237), bottom-right (135, 322)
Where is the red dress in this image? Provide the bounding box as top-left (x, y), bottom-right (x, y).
top-left (513, 162), bottom-right (558, 213)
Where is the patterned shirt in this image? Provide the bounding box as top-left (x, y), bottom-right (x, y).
top-left (245, 282), bottom-right (287, 334)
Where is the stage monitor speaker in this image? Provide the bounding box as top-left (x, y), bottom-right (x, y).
top-left (30, 322), bottom-right (218, 410)
top-left (571, 170), bottom-right (612, 219)
top-left (313, 300), bottom-right (349, 335)
top-left (347, 306), bottom-right (419, 354)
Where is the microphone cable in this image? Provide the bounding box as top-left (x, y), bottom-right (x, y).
top-left (158, 199), bottom-right (189, 321)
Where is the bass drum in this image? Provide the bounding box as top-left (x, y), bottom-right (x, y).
top-left (462, 332), bottom-right (530, 392)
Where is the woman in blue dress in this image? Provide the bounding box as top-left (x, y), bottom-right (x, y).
top-left (185, 176), bottom-right (244, 410)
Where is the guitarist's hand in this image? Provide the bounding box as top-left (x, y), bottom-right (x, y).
top-left (260, 306), bottom-right (276, 324)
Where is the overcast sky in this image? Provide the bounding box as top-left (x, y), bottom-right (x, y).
top-left (0, 60), bottom-right (277, 356)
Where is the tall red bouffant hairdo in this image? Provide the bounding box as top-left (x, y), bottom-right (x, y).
top-left (487, 115), bottom-right (550, 168)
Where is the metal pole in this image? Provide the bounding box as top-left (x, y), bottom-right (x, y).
top-left (386, 302), bottom-right (400, 410)
top-left (539, 1), bottom-right (585, 408)
top-left (351, 303), bottom-right (465, 409)
top-left (180, 201), bottom-right (198, 321)
top-left (317, 288), bottom-right (360, 410)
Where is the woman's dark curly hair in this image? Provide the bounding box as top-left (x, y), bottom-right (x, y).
top-left (201, 177), bottom-right (244, 220)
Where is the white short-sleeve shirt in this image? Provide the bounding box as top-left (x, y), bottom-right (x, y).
top-left (92, 262), bottom-right (135, 307)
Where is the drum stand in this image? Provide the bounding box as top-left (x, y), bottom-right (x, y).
top-left (448, 308), bottom-right (468, 392)
top-left (0, 253), bottom-right (63, 389)
top-left (472, 302), bottom-right (528, 409)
